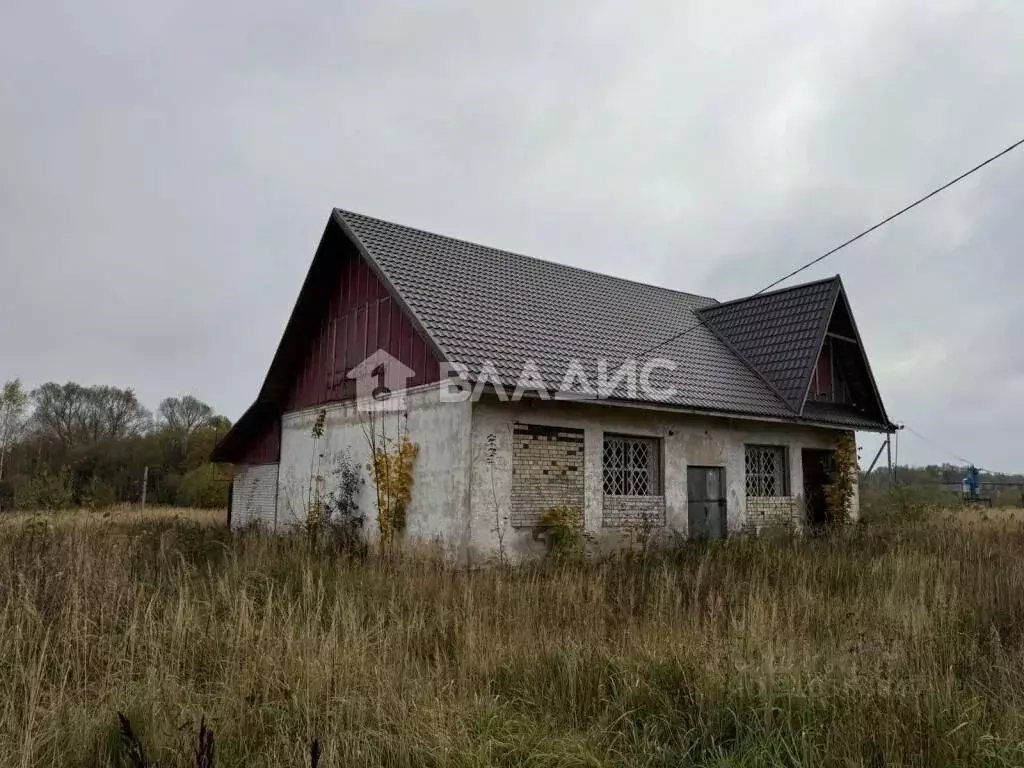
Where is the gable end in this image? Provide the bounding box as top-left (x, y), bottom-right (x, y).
top-left (212, 216), bottom-right (446, 463)
top-left (798, 282), bottom-right (891, 428)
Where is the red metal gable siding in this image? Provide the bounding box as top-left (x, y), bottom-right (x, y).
top-left (213, 223), bottom-right (444, 465)
top-left (284, 241), bottom-right (441, 412)
top-left (235, 417), bottom-right (281, 465)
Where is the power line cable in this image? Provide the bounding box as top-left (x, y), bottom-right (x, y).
top-left (902, 423), bottom-right (1009, 476)
top-left (901, 424), bottom-right (972, 466)
top-left (637, 135), bottom-right (1024, 359)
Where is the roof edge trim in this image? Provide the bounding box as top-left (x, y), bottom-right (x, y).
top-left (210, 220), bottom-right (340, 463)
top-left (796, 278), bottom-right (843, 415)
top-left (832, 281), bottom-right (894, 429)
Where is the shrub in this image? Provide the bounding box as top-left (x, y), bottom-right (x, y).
top-left (859, 483), bottom-right (938, 524)
top-left (82, 475), bottom-right (117, 509)
top-left (175, 464), bottom-right (232, 508)
top-left (312, 450), bottom-right (366, 557)
top-left (536, 504), bottom-right (587, 561)
top-left (17, 466), bottom-right (74, 510)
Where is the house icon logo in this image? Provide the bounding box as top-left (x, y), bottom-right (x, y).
top-left (347, 350), bottom-right (416, 412)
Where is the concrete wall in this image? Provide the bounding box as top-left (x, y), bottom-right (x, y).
top-left (230, 463), bottom-right (280, 529)
top-left (267, 389), bottom-right (857, 563)
top-left (468, 398), bottom-right (855, 562)
top-left (277, 386), bottom-right (473, 560)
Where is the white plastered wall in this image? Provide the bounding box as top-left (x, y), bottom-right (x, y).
top-left (277, 386), bottom-right (474, 561)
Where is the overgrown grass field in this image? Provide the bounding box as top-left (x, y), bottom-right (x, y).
top-left (4, 508), bottom-right (1024, 766)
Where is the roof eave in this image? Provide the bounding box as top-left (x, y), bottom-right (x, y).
top-left (474, 387), bottom-right (891, 432)
top-left (210, 400), bottom-right (274, 463)
top-left (593, 395), bottom-right (894, 433)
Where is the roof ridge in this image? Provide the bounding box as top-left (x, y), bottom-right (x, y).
top-left (701, 275), bottom-right (839, 313)
top-left (333, 207), bottom-right (719, 305)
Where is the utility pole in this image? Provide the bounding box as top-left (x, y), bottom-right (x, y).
top-left (141, 465), bottom-right (148, 508)
top-left (893, 430), bottom-right (899, 483)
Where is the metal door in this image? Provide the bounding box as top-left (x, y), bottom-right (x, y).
top-left (687, 466), bottom-right (727, 539)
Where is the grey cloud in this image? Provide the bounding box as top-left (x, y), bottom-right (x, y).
top-left (1, 0), bottom-right (1022, 470)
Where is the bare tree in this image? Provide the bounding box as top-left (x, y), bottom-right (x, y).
top-left (0, 379), bottom-right (30, 511)
top-left (158, 395), bottom-right (214, 437)
top-left (87, 386), bottom-right (152, 441)
top-left (31, 382), bottom-right (88, 447)
top-left (32, 382), bottom-right (151, 448)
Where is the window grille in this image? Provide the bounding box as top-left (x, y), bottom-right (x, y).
top-left (745, 445), bottom-right (788, 497)
top-left (603, 435), bottom-right (660, 496)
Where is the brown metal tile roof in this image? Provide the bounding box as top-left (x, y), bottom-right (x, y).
top-left (215, 209), bottom-right (893, 465)
top-left (334, 209), bottom-right (888, 429)
top-left (696, 278), bottom-right (840, 410)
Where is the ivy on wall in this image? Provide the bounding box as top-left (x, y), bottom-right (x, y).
top-left (825, 432), bottom-right (857, 526)
top-left (368, 433), bottom-right (419, 550)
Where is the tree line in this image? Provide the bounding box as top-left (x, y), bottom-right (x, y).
top-left (862, 463), bottom-right (1024, 487)
top-left (0, 379), bottom-right (233, 511)
top-left (861, 462), bottom-right (1024, 507)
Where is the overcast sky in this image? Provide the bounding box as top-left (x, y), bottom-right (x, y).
top-left (2, 1), bottom-right (1022, 471)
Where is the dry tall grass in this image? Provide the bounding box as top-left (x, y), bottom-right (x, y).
top-left (3, 510), bottom-right (1024, 766)
top-left (3, 504), bottom-right (225, 528)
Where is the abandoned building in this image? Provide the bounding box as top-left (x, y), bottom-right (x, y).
top-left (212, 209), bottom-right (894, 561)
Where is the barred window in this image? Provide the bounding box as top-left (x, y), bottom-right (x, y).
top-left (745, 445), bottom-right (788, 497)
top-left (603, 435), bottom-right (661, 496)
